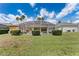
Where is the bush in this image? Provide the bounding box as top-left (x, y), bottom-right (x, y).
top-left (10, 30), bottom-right (21, 35)
top-left (52, 30), bottom-right (62, 36)
top-left (32, 31), bottom-right (40, 36)
top-left (0, 30), bottom-right (9, 34)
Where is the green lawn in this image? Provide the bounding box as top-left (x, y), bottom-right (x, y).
top-left (0, 33), bottom-right (79, 56)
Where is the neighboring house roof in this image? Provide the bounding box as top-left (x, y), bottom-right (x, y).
top-left (19, 21), bottom-right (55, 27)
top-left (0, 24), bottom-right (9, 30)
top-left (56, 23), bottom-right (78, 28)
top-left (9, 25), bottom-right (18, 27)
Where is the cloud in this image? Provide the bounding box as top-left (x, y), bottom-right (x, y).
top-left (17, 9), bottom-right (24, 15)
top-left (0, 10), bottom-right (28, 24)
top-left (0, 14), bottom-right (8, 23)
top-left (75, 4), bottom-right (79, 11)
top-left (26, 17), bottom-right (34, 21)
top-left (56, 3), bottom-right (77, 19)
top-left (29, 3), bottom-right (36, 8)
top-left (40, 8), bottom-right (48, 17)
top-left (76, 11), bottom-right (79, 15)
top-left (46, 19), bottom-right (57, 24)
top-left (73, 20), bottom-right (79, 23)
top-left (39, 8), bottom-right (57, 24)
top-left (48, 11), bottom-right (55, 19)
top-left (8, 14), bottom-right (16, 20)
top-left (72, 11), bottom-right (79, 19)
top-left (0, 13), bottom-right (16, 24)
top-left (39, 8), bottom-right (56, 18)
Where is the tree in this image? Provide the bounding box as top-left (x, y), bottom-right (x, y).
top-left (37, 16), bottom-right (44, 21)
top-left (36, 16), bottom-right (44, 34)
top-left (58, 21), bottom-right (61, 24)
top-left (16, 15), bottom-right (26, 33)
top-left (16, 15), bottom-right (25, 23)
top-left (16, 16), bottom-right (20, 21)
top-left (16, 15), bottom-right (25, 21)
top-left (21, 15), bottom-right (25, 20)
top-left (37, 17), bottom-right (41, 21)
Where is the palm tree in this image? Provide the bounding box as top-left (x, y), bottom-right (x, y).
top-left (19, 15), bottom-right (25, 21)
top-left (21, 15), bottom-right (25, 20)
top-left (16, 17), bottom-right (20, 21)
top-left (16, 15), bottom-right (25, 32)
top-left (37, 16), bottom-right (44, 34)
top-left (58, 20), bottom-right (61, 24)
top-left (16, 15), bottom-right (25, 22)
top-left (37, 16), bottom-right (44, 21)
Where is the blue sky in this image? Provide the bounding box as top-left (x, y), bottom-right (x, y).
top-left (0, 3), bottom-right (65, 17)
top-left (0, 3), bottom-right (79, 24)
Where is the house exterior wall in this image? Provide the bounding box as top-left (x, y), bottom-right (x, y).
top-left (77, 24), bottom-right (79, 32)
top-left (47, 27), bottom-right (54, 33)
top-left (58, 27), bottom-right (78, 32)
top-left (9, 26), bottom-right (19, 31)
top-left (19, 21), bottom-right (79, 33)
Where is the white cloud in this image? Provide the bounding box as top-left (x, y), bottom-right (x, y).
top-left (39, 8), bottom-right (56, 24)
top-left (0, 16), bottom-right (7, 23)
top-left (46, 19), bottom-right (57, 24)
top-left (29, 3), bottom-right (36, 8)
top-left (0, 13), bottom-right (17, 24)
top-left (8, 14), bottom-right (16, 20)
top-left (73, 11), bottom-right (79, 19)
top-left (48, 11), bottom-right (55, 18)
top-left (73, 20), bottom-right (79, 23)
top-left (40, 8), bottom-right (48, 17)
top-left (39, 8), bottom-right (56, 19)
top-left (76, 11), bottom-right (79, 15)
top-left (75, 4), bottom-right (79, 11)
top-left (0, 9), bottom-right (29, 24)
top-left (15, 15), bottom-right (20, 18)
top-left (67, 20), bottom-right (71, 23)
top-left (27, 17), bottom-right (33, 21)
top-left (17, 9), bottom-right (24, 15)
top-left (56, 3), bottom-right (77, 19)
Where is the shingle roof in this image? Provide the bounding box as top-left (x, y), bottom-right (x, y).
top-left (56, 23), bottom-right (78, 27)
top-left (19, 21), bottom-right (55, 27)
top-left (0, 24), bottom-right (9, 30)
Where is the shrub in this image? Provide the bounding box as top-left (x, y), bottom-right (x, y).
top-left (10, 30), bottom-right (21, 35)
top-left (32, 31), bottom-right (40, 36)
top-left (0, 30), bottom-right (9, 34)
top-left (52, 30), bottom-right (62, 36)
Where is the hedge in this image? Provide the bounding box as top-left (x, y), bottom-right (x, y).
top-left (52, 30), bottom-right (62, 36)
top-left (10, 30), bottom-right (21, 35)
top-left (0, 30), bottom-right (9, 34)
top-left (32, 31), bottom-right (40, 36)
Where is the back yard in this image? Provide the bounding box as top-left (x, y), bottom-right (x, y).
top-left (0, 33), bottom-right (79, 56)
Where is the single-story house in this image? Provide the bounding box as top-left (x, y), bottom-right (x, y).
top-left (56, 23), bottom-right (79, 32)
top-left (19, 21), bottom-right (55, 34)
top-left (9, 25), bottom-right (19, 31)
top-left (5, 20), bottom-right (79, 34)
top-left (0, 24), bottom-right (9, 30)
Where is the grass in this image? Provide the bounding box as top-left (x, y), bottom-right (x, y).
top-left (0, 33), bottom-right (79, 55)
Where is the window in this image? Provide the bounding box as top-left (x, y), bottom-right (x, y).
top-left (67, 30), bottom-right (71, 32)
top-left (34, 27), bottom-right (40, 31)
top-left (41, 27), bottom-right (47, 33)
